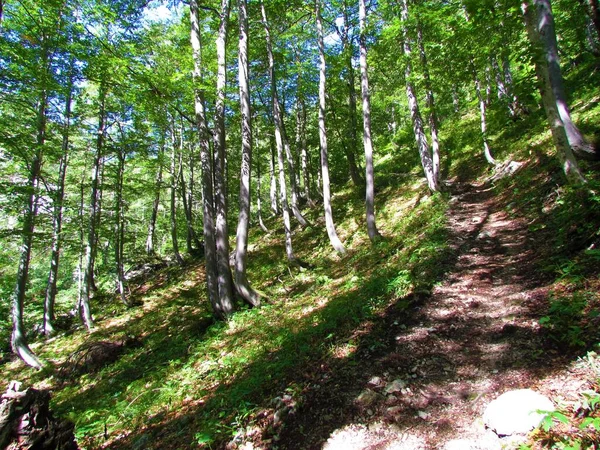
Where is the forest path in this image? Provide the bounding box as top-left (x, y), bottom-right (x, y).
top-left (276, 181), bottom-right (565, 450)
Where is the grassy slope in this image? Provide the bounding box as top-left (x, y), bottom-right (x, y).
top-left (1, 61), bottom-right (599, 449)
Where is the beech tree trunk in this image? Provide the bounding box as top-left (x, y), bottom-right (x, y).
top-left (80, 82), bottom-right (108, 331)
top-left (528, 0), bottom-right (597, 161)
top-left (115, 143), bottom-right (129, 306)
top-left (146, 145), bottom-right (163, 255)
top-left (44, 69), bottom-right (73, 336)
top-left (12, 92), bottom-right (46, 369)
top-left (400, 0), bottom-right (440, 192)
top-left (256, 135), bottom-right (269, 233)
top-left (523, 1), bottom-right (586, 182)
top-left (190, 0), bottom-right (229, 316)
top-left (169, 123), bottom-right (184, 265)
top-left (317, 0), bottom-right (346, 255)
top-left (416, 17), bottom-right (441, 183)
top-left (260, 1), bottom-right (309, 231)
top-left (235, 0), bottom-right (261, 305)
top-left (269, 136), bottom-right (279, 215)
top-left (213, 0), bottom-right (235, 311)
top-left (473, 69), bottom-right (497, 165)
top-left (358, 0), bottom-right (381, 243)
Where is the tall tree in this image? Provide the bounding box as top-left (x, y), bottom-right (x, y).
top-left (234, 0), bottom-right (261, 305)
top-left (316, 0), bottom-right (346, 255)
top-left (358, 0), bottom-right (381, 242)
top-left (522, 0), bottom-right (587, 182)
top-left (400, 0), bottom-right (440, 192)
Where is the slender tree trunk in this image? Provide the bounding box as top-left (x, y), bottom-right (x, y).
top-left (146, 144), bottom-right (163, 255)
top-left (260, 1), bottom-right (309, 230)
top-left (452, 84), bottom-right (460, 113)
top-left (473, 68), bottom-right (497, 165)
top-left (523, 1), bottom-right (586, 182)
top-left (358, 0), bottom-right (381, 243)
top-left (256, 135), bottom-right (269, 233)
top-left (400, 0), bottom-right (440, 192)
top-left (298, 97), bottom-right (313, 206)
top-left (169, 123), bottom-right (184, 265)
top-left (317, 0), bottom-right (346, 255)
top-left (43, 70), bottom-right (73, 336)
top-left (530, 0), bottom-right (597, 160)
top-left (213, 0), bottom-right (236, 311)
top-left (416, 17), bottom-right (441, 183)
top-left (80, 83), bottom-right (108, 330)
top-left (12, 92), bottom-right (46, 369)
top-left (269, 135), bottom-right (279, 215)
top-left (340, 0), bottom-right (363, 187)
top-left (235, 0), bottom-right (261, 305)
top-left (179, 147), bottom-right (201, 253)
top-left (115, 145), bottom-right (129, 306)
top-left (587, 0), bottom-right (600, 42)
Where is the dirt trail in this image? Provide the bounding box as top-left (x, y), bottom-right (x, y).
top-left (276, 182), bottom-right (568, 450)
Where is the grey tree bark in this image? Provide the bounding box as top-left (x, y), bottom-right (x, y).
top-left (235, 0), bottom-right (261, 305)
top-left (358, 0), bottom-right (381, 243)
top-left (528, 0), bottom-right (597, 161)
top-left (169, 122), bottom-right (184, 265)
top-left (44, 68), bottom-right (73, 336)
top-left (12, 92), bottom-right (46, 369)
top-left (473, 68), bottom-right (497, 165)
top-left (269, 136), bottom-right (279, 215)
top-left (115, 137), bottom-right (130, 307)
top-left (213, 0), bottom-right (235, 311)
top-left (416, 16), bottom-right (441, 183)
top-left (146, 144), bottom-right (163, 255)
top-left (400, 0), bottom-right (440, 192)
top-left (317, 0), bottom-right (346, 255)
top-left (523, 0), bottom-right (586, 182)
top-left (80, 82), bottom-right (108, 330)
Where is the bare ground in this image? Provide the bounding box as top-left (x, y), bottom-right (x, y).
top-left (270, 182), bottom-right (593, 450)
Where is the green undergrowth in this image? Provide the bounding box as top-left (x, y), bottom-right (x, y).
top-left (2, 61), bottom-right (600, 449)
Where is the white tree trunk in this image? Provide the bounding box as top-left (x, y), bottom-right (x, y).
top-left (317, 0), bottom-right (346, 255)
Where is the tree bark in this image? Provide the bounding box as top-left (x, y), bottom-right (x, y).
top-left (531, 0), bottom-right (597, 160)
top-left (260, 1), bottom-right (309, 231)
top-left (256, 132), bottom-right (269, 233)
top-left (317, 0), bottom-right (346, 255)
top-left (235, 0), bottom-right (261, 305)
top-left (43, 68), bottom-right (73, 336)
top-left (80, 82), bottom-right (108, 331)
top-left (146, 144), bottom-right (163, 255)
top-left (169, 122), bottom-right (184, 265)
top-left (213, 0), bottom-right (236, 311)
top-left (269, 135), bottom-right (279, 215)
top-left (115, 142), bottom-right (129, 306)
top-left (473, 68), bottom-right (497, 165)
top-left (400, 0), bottom-right (440, 192)
top-left (12, 92), bottom-right (46, 369)
top-left (416, 16), bottom-right (441, 183)
top-left (358, 0), bottom-right (381, 243)
top-left (523, 1), bottom-right (586, 182)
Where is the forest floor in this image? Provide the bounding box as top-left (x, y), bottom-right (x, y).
top-left (269, 180), bottom-right (598, 450)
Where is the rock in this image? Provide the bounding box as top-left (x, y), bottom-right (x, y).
top-left (384, 379), bottom-right (406, 394)
top-left (368, 376), bottom-right (383, 388)
top-left (483, 389), bottom-right (554, 436)
top-left (355, 389), bottom-right (381, 407)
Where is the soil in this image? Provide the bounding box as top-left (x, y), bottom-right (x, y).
top-left (268, 182), bottom-right (594, 450)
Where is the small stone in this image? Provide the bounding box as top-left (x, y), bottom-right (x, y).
top-left (384, 379), bottom-right (407, 394)
top-left (368, 376), bottom-right (383, 387)
top-left (386, 406), bottom-right (402, 418)
top-left (417, 410), bottom-right (430, 420)
top-left (366, 409), bottom-right (373, 416)
top-left (356, 389), bottom-right (380, 407)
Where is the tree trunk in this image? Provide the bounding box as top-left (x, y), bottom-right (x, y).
top-left (358, 0), bottom-right (381, 243)
top-left (256, 134), bottom-right (269, 233)
top-left (43, 69), bottom-right (73, 336)
top-left (400, 0), bottom-right (440, 192)
top-left (213, 0), bottom-right (236, 311)
top-left (269, 135), bottom-right (279, 215)
top-left (531, 0), bottom-right (597, 160)
top-left (178, 144), bottom-right (201, 253)
top-left (416, 17), bottom-right (441, 183)
top-left (12, 94), bottom-right (46, 369)
top-left (298, 97), bottom-right (313, 206)
top-left (588, 0), bottom-right (600, 42)
top-left (235, 0), bottom-right (261, 306)
top-left (340, 0), bottom-right (363, 187)
top-left (473, 68), bottom-right (497, 165)
top-left (80, 83), bottom-right (108, 331)
top-left (169, 123), bottom-right (184, 265)
top-left (317, 0), bottom-right (346, 255)
top-left (115, 144), bottom-right (129, 307)
top-left (146, 145), bottom-right (163, 255)
top-left (523, 1), bottom-right (586, 182)
top-left (260, 1), bottom-right (309, 230)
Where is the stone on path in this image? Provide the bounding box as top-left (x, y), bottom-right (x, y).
top-left (483, 389), bottom-right (554, 437)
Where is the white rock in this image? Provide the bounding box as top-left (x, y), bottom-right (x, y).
top-left (483, 389), bottom-right (554, 436)
top-left (384, 379), bottom-right (407, 394)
